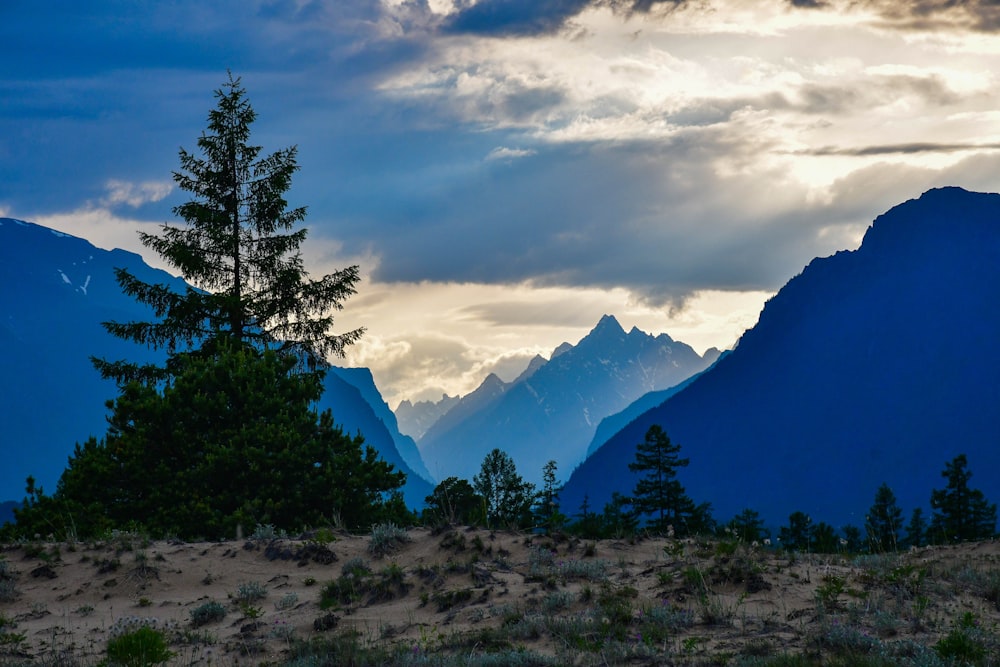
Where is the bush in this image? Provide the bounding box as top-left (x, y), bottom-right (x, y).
top-left (189, 600), bottom-right (226, 627)
top-left (105, 626), bottom-right (173, 666)
top-left (234, 580), bottom-right (268, 604)
top-left (368, 523), bottom-right (410, 557)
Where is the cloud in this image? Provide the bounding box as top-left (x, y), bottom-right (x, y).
top-left (485, 146), bottom-right (537, 161)
top-left (101, 180), bottom-right (173, 208)
top-left (442, 0), bottom-right (689, 36)
top-left (804, 142), bottom-right (1000, 156)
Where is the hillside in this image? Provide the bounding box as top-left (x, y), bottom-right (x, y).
top-left (561, 187), bottom-right (1000, 528)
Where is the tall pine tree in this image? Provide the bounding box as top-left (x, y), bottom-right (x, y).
top-left (94, 72), bottom-right (362, 383)
top-left (929, 454), bottom-right (997, 543)
top-left (7, 75), bottom-right (403, 540)
top-left (865, 483), bottom-right (903, 552)
top-left (629, 424), bottom-right (703, 535)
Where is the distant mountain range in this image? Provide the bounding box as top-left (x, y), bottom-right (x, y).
top-left (417, 315), bottom-right (720, 486)
top-left (396, 394), bottom-right (460, 441)
top-left (0, 218), bottom-right (431, 508)
top-left (561, 187), bottom-right (1000, 528)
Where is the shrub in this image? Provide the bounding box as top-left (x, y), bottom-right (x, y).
top-left (368, 522), bottom-right (410, 557)
top-left (234, 580), bottom-right (267, 604)
top-left (0, 559), bottom-right (17, 602)
top-left (105, 626), bottom-right (173, 666)
top-left (190, 600), bottom-right (226, 627)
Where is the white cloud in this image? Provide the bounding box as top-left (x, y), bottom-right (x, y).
top-left (485, 146), bottom-right (536, 161)
top-left (101, 179), bottom-right (173, 208)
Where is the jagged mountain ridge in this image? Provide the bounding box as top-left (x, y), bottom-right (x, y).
top-left (395, 394), bottom-right (460, 442)
top-left (0, 218), bottom-right (431, 508)
top-left (418, 315), bottom-right (718, 486)
top-left (583, 350), bottom-right (725, 458)
top-left (560, 187), bottom-right (1000, 528)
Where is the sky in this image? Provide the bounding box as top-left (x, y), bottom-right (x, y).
top-left (4, 0), bottom-right (1000, 407)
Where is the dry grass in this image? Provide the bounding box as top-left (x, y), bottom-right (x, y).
top-left (0, 528), bottom-right (998, 665)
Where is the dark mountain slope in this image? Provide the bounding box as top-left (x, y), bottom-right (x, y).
top-left (0, 218), bottom-right (430, 508)
top-left (561, 187), bottom-right (1000, 528)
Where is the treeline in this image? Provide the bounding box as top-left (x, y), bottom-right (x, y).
top-left (420, 425), bottom-right (997, 553)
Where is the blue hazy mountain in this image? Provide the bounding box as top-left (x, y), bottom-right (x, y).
top-left (327, 366), bottom-right (434, 484)
top-left (396, 393), bottom-right (460, 442)
top-left (560, 187), bottom-right (1000, 528)
top-left (0, 218), bottom-right (430, 508)
top-left (418, 315), bottom-right (718, 486)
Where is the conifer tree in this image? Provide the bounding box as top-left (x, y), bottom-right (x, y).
top-left (779, 511), bottom-right (813, 551)
top-left (725, 508), bottom-right (768, 543)
top-left (532, 460), bottom-right (566, 534)
top-left (8, 75), bottom-right (399, 540)
top-left (94, 72), bottom-right (362, 383)
top-left (602, 492), bottom-right (638, 538)
top-left (929, 454), bottom-right (997, 543)
top-left (865, 483), bottom-right (903, 552)
top-left (629, 424), bottom-right (700, 535)
top-left (12, 343), bottom-right (407, 539)
top-left (903, 508), bottom-right (927, 548)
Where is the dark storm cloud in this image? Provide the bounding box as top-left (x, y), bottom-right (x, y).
top-left (443, 0), bottom-right (687, 36)
top-left (327, 126), bottom-right (855, 306)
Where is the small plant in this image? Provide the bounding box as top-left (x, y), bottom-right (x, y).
top-left (320, 559), bottom-right (372, 609)
top-left (312, 527), bottom-right (337, 544)
top-left (190, 600), bottom-right (226, 627)
top-left (815, 574), bottom-right (846, 612)
top-left (105, 626), bottom-right (173, 667)
top-left (369, 522), bottom-right (410, 557)
top-left (0, 630), bottom-right (26, 651)
top-left (234, 580), bottom-right (268, 604)
top-left (137, 597), bottom-right (152, 608)
top-left (0, 562), bottom-right (17, 602)
top-left (934, 612), bottom-right (988, 665)
top-left (275, 592), bottom-right (299, 610)
top-left (431, 587), bottom-right (473, 611)
top-left (303, 576), bottom-right (317, 586)
top-left (251, 523), bottom-right (287, 540)
top-left (240, 603), bottom-right (263, 620)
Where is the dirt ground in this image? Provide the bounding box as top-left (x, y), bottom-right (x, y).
top-left (1, 528), bottom-right (999, 665)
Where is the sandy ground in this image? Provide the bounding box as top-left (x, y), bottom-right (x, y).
top-left (1, 528), bottom-right (999, 665)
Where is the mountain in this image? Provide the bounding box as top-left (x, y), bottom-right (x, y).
top-left (327, 366), bottom-right (434, 485)
top-left (418, 315), bottom-right (718, 486)
top-left (560, 187), bottom-right (1000, 528)
top-left (0, 218), bottom-right (430, 509)
top-left (584, 349), bottom-right (724, 458)
top-left (397, 355), bottom-right (547, 444)
top-left (396, 394), bottom-right (460, 441)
